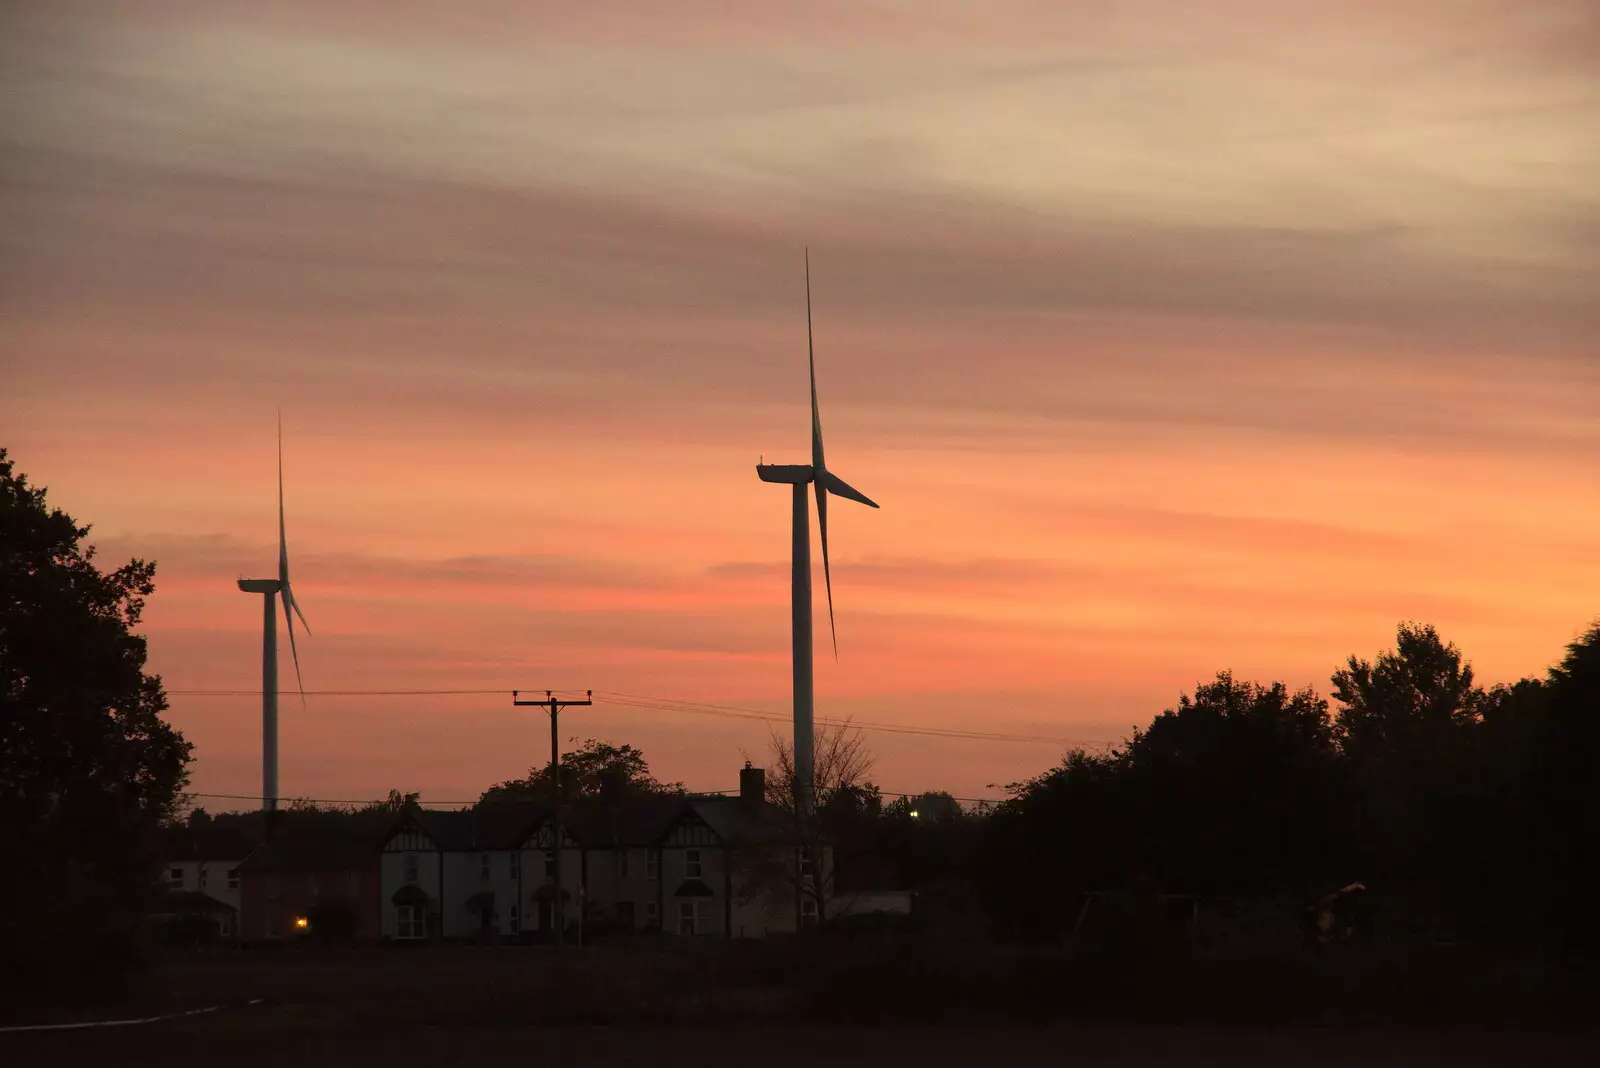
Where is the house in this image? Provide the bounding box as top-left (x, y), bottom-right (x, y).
top-left (156, 826), bottom-right (254, 939)
top-left (237, 834), bottom-right (381, 942)
top-left (375, 764), bottom-right (836, 944)
top-left (379, 803), bottom-right (546, 942)
top-left (149, 890), bottom-right (240, 946)
top-left (670, 766), bottom-right (835, 938)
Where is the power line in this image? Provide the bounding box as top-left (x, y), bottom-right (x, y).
top-left (182, 787), bottom-right (1010, 808)
top-left (164, 686), bottom-right (1115, 749)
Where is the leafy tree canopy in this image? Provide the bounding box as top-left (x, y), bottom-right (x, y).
top-left (1, 448), bottom-right (192, 1003)
top-left (478, 738), bottom-right (681, 807)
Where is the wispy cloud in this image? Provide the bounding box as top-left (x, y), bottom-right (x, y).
top-left (5, 0), bottom-right (1598, 802)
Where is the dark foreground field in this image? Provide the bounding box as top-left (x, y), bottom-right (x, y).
top-left (5, 944), bottom-right (1594, 1066)
top-left (9, 1020), bottom-right (1598, 1068)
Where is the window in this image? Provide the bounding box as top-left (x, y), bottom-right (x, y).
top-left (480, 853), bottom-right (490, 882)
top-left (799, 850), bottom-right (814, 876)
top-left (510, 853), bottom-right (520, 879)
top-left (646, 901), bottom-right (659, 928)
top-left (615, 901), bottom-right (635, 925)
top-left (396, 904), bottom-right (424, 940)
top-left (228, 868), bottom-right (240, 891)
top-left (646, 851), bottom-right (659, 881)
top-left (801, 897), bottom-right (819, 928)
top-left (678, 901), bottom-right (698, 936)
top-left (617, 851), bottom-right (629, 879)
top-left (543, 851), bottom-right (555, 878)
top-left (685, 849), bottom-right (702, 879)
top-left (403, 854), bottom-right (419, 884)
top-left (168, 867), bottom-right (183, 888)
top-left (510, 905), bottom-right (519, 934)
top-left (199, 867), bottom-right (209, 889)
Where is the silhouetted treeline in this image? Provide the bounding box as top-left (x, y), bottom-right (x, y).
top-left (976, 621), bottom-right (1600, 968)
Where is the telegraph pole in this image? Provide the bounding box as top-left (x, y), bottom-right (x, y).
top-left (513, 689), bottom-right (591, 950)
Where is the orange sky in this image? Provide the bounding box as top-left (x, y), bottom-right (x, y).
top-left (4, 1), bottom-right (1598, 804)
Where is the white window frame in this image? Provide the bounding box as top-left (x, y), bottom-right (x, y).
top-left (685, 849), bottom-right (702, 879)
top-left (543, 851), bottom-right (556, 878)
top-left (646, 901), bottom-right (659, 927)
top-left (801, 896), bottom-right (819, 927)
top-left (396, 904), bottom-right (424, 940)
top-left (480, 853), bottom-right (491, 882)
top-left (617, 850), bottom-right (629, 879)
top-left (678, 901), bottom-right (697, 936)
top-left (198, 867), bottom-right (208, 889)
top-left (227, 867), bottom-right (240, 891)
top-left (646, 851), bottom-right (659, 881)
top-left (403, 853), bottom-right (419, 884)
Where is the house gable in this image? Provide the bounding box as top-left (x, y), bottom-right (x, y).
top-left (661, 809), bottom-right (724, 848)
top-left (383, 816), bottom-right (437, 854)
top-left (524, 823), bottom-right (581, 850)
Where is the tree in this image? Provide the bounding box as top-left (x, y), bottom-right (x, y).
top-left (1331, 622), bottom-right (1486, 935)
top-left (1527, 625), bottom-right (1600, 966)
top-left (756, 720), bottom-right (875, 924)
top-left (478, 738), bottom-right (681, 807)
top-left (980, 747), bottom-right (1130, 942)
top-left (1121, 672), bottom-right (1345, 896)
top-left (0, 449), bottom-right (192, 1004)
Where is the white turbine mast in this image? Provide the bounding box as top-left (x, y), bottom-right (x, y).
top-left (237, 411), bottom-right (311, 813)
top-left (756, 249), bottom-right (879, 812)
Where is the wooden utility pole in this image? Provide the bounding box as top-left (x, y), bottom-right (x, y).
top-left (513, 689), bottom-right (591, 949)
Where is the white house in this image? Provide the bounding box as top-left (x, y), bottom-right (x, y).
top-left (157, 826), bottom-right (253, 938)
top-left (379, 804), bottom-right (543, 941)
top-left (376, 765), bottom-right (837, 944)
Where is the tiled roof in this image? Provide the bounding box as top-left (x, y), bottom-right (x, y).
top-left (160, 825), bottom-right (256, 861)
top-left (407, 803), bottom-right (543, 851)
top-left (151, 889), bottom-right (237, 914)
top-left (239, 835), bottom-right (378, 872)
top-left (685, 796), bottom-right (791, 846)
top-left (377, 793), bottom-right (795, 853)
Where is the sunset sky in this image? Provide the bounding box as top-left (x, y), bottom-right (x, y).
top-left (4, 1), bottom-right (1598, 805)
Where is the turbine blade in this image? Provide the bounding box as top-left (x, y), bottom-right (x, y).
top-left (807, 248), bottom-right (825, 474)
top-left (286, 584), bottom-right (311, 636)
top-left (277, 411), bottom-right (289, 588)
top-left (282, 587), bottom-right (306, 709)
top-left (815, 479), bottom-right (838, 660)
top-left (821, 470), bottom-right (879, 509)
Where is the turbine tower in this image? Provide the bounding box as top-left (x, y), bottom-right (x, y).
top-left (237, 414), bottom-right (310, 813)
top-left (756, 250), bottom-right (879, 812)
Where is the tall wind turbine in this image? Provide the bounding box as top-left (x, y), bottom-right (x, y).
top-left (237, 415), bottom-right (310, 813)
top-left (756, 250), bottom-right (879, 812)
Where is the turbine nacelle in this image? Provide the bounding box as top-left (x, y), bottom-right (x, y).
top-left (756, 464), bottom-right (815, 485)
top-left (237, 579), bottom-right (281, 594)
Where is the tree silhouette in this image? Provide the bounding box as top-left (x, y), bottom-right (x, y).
top-left (478, 738), bottom-right (681, 807)
top-left (755, 720), bottom-right (875, 924)
top-left (1331, 623), bottom-right (1485, 938)
top-left (0, 448), bottom-right (192, 1005)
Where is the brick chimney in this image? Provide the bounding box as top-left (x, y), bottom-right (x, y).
top-left (739, 761), bottom-right (766, 808)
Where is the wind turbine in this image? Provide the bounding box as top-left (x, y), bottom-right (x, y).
top-left (756, 250), bottom-right (879, 812)
top-left (237, 414), bottom-right (310, 813)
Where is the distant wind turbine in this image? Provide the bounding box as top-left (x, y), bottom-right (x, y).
top-left (236, 413), bottom-right (311, 813)
top-left (756, 250), bottom-right (879, 812)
